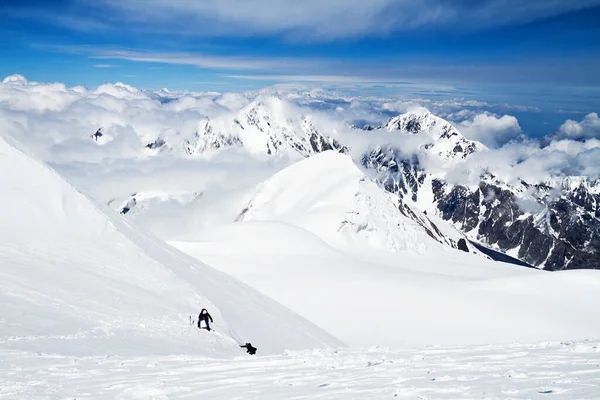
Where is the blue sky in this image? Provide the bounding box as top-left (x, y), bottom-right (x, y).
top-left (1, 0), bottom-right (599, 136)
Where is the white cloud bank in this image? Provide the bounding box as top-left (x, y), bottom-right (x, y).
top-left (0, 74), bottom-right (254, 164)
top-left (456, 112), bottom-right (523, 148)
top-left (1, 74), bottom-right (598, 198)
top-left (458, 138), bottom-right (600, 185)
top-left (557, 113), bottom-right (600, 141)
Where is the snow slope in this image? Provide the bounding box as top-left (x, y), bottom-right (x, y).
top-left (172, 221), bottom-right (600, 348)
top-left (0, 134), bottom-right (343, 357)
top-left (171, 152), bottom-right (600, 348)
top-left (237, 151), bottom-right (453, 255)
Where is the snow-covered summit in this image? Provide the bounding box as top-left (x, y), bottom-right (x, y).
top-left (385, 108), bottom-right (487, 160)
top-left (233, 96), bottom-right (347, 157)
top-left (184, 118), bottom-right (242, 155)
top-left (184, 96), bottom-right (346, 157)
top-left (237, 151), bottom-right (466, 255)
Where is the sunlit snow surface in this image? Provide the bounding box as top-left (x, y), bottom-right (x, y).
top-left (0, 134), bottom-right (341, 358)
top-left (171, 153), bottom-right (600, 348)
top-left (2, 340), bottom-right (599, 399)
top-left (2, 77), bottom-right (600, 398)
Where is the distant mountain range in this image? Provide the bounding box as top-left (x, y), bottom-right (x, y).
top-left (95, 96), bottom-right (599, 270)
top-left (360, 110), bottom-right (599, 270)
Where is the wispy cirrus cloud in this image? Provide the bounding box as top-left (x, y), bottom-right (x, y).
top-left (224, 74), bottom-right (410, 84)
top-left (5, 0), bottom-right (600, 40)
top-left (49, 46), bottom-right (325, 72)
top-left (44, 45), bottom-right (600, 88)
top-left (90, 0), bottom-right (600, 40)
top-left (90, 49), bottom-right (303, 71)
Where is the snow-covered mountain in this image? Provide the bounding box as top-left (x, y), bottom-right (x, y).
top-left (231, 97), bottom-right (347, 156)
top-left (428, 175), bottom-right (600, 270)
top-left (184, 118), bottom-right (242, 155)
top-left (359, 111), bottom-right (600, 270)
top-left (237, 151), bottom-right (477, 255)
top-left (383, 108), bottom-right (487, 160)
top-left (89, 98), bottom-right (596, 271)
top-left (2, 72), bottom-right (593, 271)
top-left (169, 149), bottom-right (600, 349)
top-left (0, 134), bottom-right (342, 357)
top-left (132, 96), bottom-right (347, 158)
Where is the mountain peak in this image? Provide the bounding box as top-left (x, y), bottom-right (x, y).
top-left (384, 109), bottom-right (486, 160)
top-left (240, 95), bottom-right (286, 114)
top-left (238, 150), bottom-right (464, 255)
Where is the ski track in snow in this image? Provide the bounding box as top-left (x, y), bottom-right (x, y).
top-left (1, 340), bottom-right (599, 399)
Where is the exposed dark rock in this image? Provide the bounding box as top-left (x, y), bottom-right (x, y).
top-left (405, 119), bottom-right (421, 134)
top-left (146, 137), bottom-right (166, 150)
top-left (457, 238), bottom-right (469, 252)
top-left (92, 128), bottom-right (103, 141)
top-left (307, 130), bottom-right (348, 154)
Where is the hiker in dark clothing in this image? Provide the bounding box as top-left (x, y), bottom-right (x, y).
top-left (240, 343), bottom-right (257, 355)
top-left (198, 308), bottom-right (213, 331)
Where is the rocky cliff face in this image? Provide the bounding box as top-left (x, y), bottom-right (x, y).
top-left (359, 111), bottom-right (600, 270)
top-left (430, 177), bottom-right (600, 270)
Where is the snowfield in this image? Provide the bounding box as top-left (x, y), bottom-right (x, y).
top-left (171, 152), bottom-right (600, 349)
top-left (2, 135), bottom-right (600, 398)
top-left (2, 340), bottom-right (600, 399)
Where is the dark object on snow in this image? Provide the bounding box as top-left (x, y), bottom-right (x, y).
top-left (92, 128), bottom-right (103, 141)
top-left (145, 137), bottom-right (166, 150)
top-left (240, 343), bottom-right (257, 355)
top-left (120, 198), bottom-right (137, 215)
top-left (198, 308), bottom-right (214, 331)
top-left (457, 238), bottom-right (469, 252)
